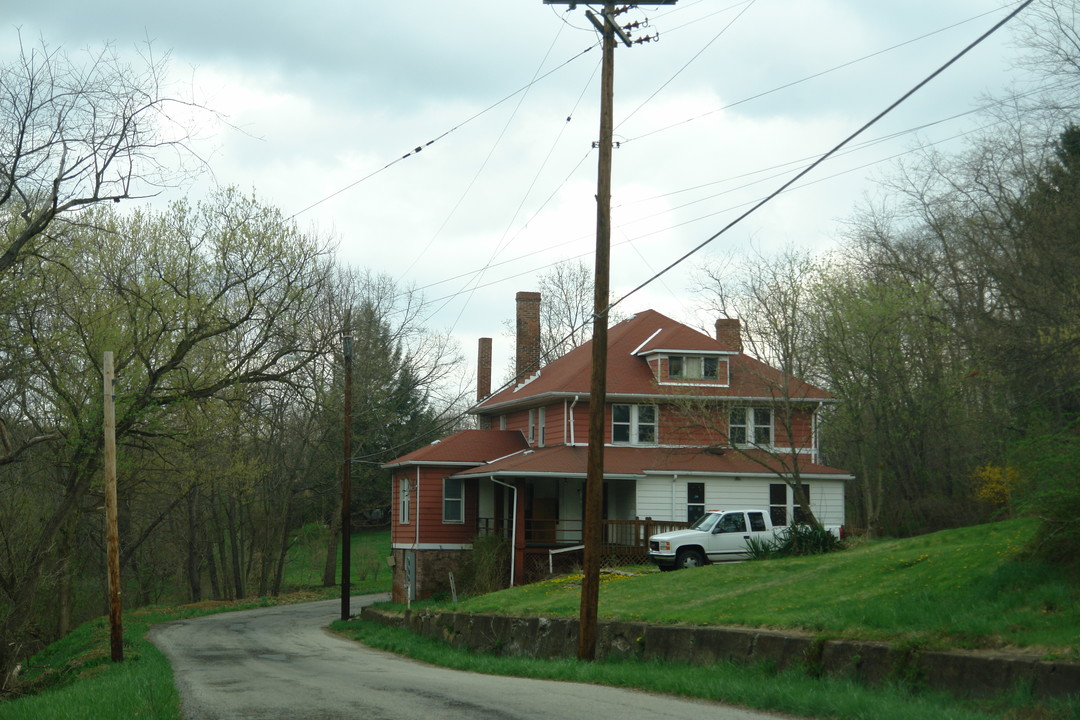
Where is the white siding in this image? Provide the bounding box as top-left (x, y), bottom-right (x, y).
top-left (808, 480), bottom-right (845, 528)
top-left (635, 473), bottom-right (846, 527)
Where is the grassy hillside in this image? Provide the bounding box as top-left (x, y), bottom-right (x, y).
top-left (454, 518), bottom-right (1077, 655)
top-left (0, 528), bottom-right (391, 719)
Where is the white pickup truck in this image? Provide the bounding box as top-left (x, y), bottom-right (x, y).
top-left (647, 509), bottom-right (840, 570)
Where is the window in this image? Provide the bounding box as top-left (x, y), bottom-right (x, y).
top-left (748, 511), bottom-right (767, 532)
top-left (499, 415), bottom-right (506, 430)
top-left (399, 477), bottom-right (411, 524)
top-left (538, 407), bottom-right (546, 447)
top-left (769, 483), bottom-right (813, 526)
top-left (669, 355), bottom-right (720, 380)
top-left (729, 407), bottom-right (772, 446)
top-left (443, 477), bottom-right (464, 523)
top-left (687, 482), bottom-right (705, 524)
top-left (716, 512), bottom-right (747, 533)
top-left (612, 404), bottom-right (657, 445)
top-left (528, 408), bottom-right (536, 443)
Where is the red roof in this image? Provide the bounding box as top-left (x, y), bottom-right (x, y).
top-left (450, 444), bottom-right (851, 480)
top-left (382, 429), bottom-right (528, 468)
top-left (475, 309), bottom-right (830, 411)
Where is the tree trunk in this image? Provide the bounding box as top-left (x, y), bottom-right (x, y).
top-left (56, 518), bottom-right (75, 638)
top-left (225, 497), bottom-right (245, 599)
top-left (321, 501), bottom-right (341, 588)
top-left (204, 540), bottom-right (222, 600)
top-left (789, 476), bottom-right (820, 528)
top-left (271, 495), bottom-right (295, 597)
top-left (186, 489), bottom-right (202, 602)
top-left (0, 450), bottom-right (97, 692)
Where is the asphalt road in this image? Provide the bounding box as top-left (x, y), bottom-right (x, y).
top-left (149, 595), bottom-right (786, 720)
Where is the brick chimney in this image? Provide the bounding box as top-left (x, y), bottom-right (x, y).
top-left (715, 317), bottom-right (742, 352)
top-left (476, 337), bottom-right (492, 402)
top-left (515, 291), bottom-right (542, 381)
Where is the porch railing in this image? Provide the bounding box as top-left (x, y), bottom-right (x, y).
top-left (477, 517), bottom-right (691, 570)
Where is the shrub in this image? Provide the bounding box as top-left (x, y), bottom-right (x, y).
top-left (457, 535), bottom-right (510, 596)
top-left (1016, 422), bottom-right (1080, 571)
top-left (749, 524), bottom-right (842, 559)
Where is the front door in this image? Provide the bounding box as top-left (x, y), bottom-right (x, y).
top-left (531, 497), bottom-right (558, 544)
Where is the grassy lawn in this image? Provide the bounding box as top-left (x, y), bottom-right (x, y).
top-left (4, 520), bottom-right (1077, 720)
top-left (334, 618), bottom-right (1066, 720)
top-left (0, 527), bottom-right (391, 720)
top-left (448, 518), bottom-right (1077, 655)
top-left (282, 525), bottom-right (391, 595)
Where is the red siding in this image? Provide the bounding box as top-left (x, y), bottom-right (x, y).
top-left (477, 402), bottom-right (816, 449)
top-left (393, 468), bottom-right (478, 545)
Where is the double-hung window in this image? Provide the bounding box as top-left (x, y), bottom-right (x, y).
top-left (687, 482), bottom-right (705, 524)
top-left (729, 407), bottom-right (772, 446)
top-left (669, 355), bottom-right (720, 380)
top-left (399, 477), bottom-right (411, 524)
top-left (612, 404), bottom-right (657, 445)
top-left (443, 477), bottom-right (464, 523)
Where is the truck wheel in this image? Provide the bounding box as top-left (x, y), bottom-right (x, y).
top-left (675, 549), bottom-right (705, 569)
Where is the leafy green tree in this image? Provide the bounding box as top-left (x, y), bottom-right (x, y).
top-left (319, 272), bottom-right (465, 587)
top-left (0, 187), bottom-right (335, 686)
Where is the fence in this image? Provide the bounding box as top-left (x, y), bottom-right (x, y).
top-left (480, 516), bottom-right (691, 579)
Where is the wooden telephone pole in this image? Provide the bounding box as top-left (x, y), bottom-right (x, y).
top-left (543, 0), bottom-right (675, 661)
top-left (103, 351), bottom-right (123, 663)
top-left (341, 314), bottom-right (354, 621)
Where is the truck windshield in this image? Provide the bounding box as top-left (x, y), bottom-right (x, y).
top-left (688, 513), bottom-right (719, 532)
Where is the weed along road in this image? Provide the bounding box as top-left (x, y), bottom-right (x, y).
top-left (150, 595), bottom-right (784, 720)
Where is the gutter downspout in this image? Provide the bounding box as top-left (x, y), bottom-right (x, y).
top-left (414, 467), bottom-right (420, 549)
top-left (569, 395), bottom-right (580, 446)
top-left (490, 478), bottom-right (518, 588)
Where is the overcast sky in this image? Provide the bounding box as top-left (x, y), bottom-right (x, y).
top-left (5, 1), bottom-right (1041, 384)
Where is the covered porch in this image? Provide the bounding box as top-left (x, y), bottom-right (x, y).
top-left (471, 474), bottom-right (689, 582)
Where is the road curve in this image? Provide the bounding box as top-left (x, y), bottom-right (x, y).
top-left (150, 595), bottom-right (784, 720)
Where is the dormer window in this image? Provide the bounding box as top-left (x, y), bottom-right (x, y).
top-left (669, 355), bottom-right (721, 380)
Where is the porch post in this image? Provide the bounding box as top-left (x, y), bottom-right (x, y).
top-left (514, 481), bottom-right (526, 585)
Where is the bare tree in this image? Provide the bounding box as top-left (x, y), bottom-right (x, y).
top-left (693, 248), bottom-right (832, 527)
top-left (0, 34), bottom-right (203, 276)
top-left (500, 259), bottom-right (624, 385)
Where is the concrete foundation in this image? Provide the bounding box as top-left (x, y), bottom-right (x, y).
top-left (361, 607), bottom-right (1080, 701)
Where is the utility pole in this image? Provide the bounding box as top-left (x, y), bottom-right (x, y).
top-left (103, 351), bottom-right (123, 663)
top-left (544, 0), bottom-right (675, 662)
top-left (341, 313), bottom-right (354, 621)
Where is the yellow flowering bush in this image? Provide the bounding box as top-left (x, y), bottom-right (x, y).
top-left (971, 463), bottom-right (1022, 517)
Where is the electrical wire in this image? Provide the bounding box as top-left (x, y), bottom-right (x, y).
top-left (397, 20), bottom-right (569, 287)
top-left (354, 0), bottom-right (1036, 462)
top-left (286, 42), bottom-right (598, 222)
top-left (615, 0), bottom-right (758, 131)
top-left (620, 5), bottom-right (1012, 146)
top-left (604, 0), bottom-right (1036, 317)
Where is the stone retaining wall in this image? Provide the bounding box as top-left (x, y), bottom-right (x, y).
top-left (360, 607), bottom-right (1080, 700)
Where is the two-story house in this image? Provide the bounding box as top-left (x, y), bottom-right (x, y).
top-left (382, 291), bottom-right (851, 601)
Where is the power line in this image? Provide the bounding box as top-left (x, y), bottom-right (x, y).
top-left (615, 0), bottom-right (758, 131)
top-left (619, 5), bottom-right (1012, 145)
top-left (606, 0), bottom-right (1036, 315)
top-left (286, 43), bottom-right (598, 221)
top-left (397, 20), bottom-right (570, 286)
top-left (356, 1), bottom-right (1037, 465)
